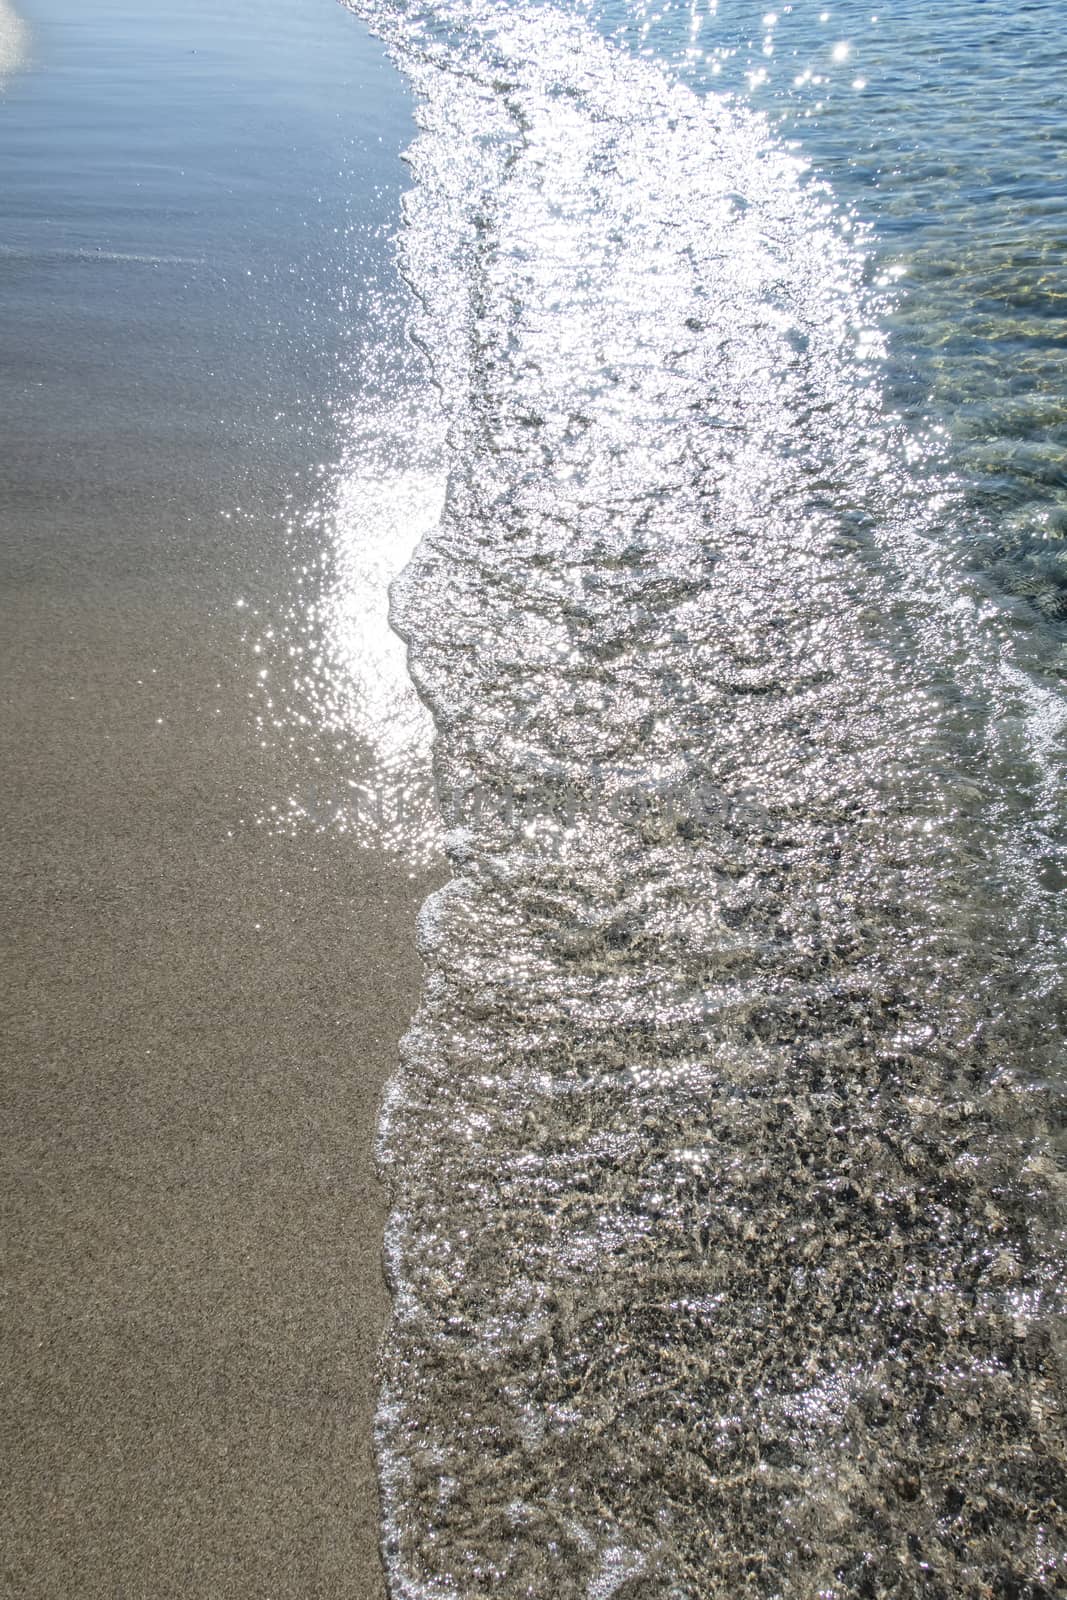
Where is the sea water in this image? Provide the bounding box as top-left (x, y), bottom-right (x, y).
top-left (338, 1), bottom-right (1066, 1593)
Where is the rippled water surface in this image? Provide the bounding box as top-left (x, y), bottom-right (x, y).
top-left (597, 0), bottom-right (1067, 632)
top-left (337, 1), bottom-right (1065, 1594)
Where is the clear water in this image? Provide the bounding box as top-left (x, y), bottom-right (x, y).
top-left (328, 2), bottom-right (1067, 1596)
top-left (591, 0), bottom-right (1067, 632)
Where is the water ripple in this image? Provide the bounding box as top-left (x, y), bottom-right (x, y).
top-left (341, 3), bottom-right (1066, 1593)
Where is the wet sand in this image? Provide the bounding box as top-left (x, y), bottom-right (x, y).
top-left (1, 601), bottom-right (431, 1600)
top-left (0, 3), bottom-right (433, 1594)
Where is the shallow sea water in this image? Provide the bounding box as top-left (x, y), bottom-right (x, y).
top-left (602, 0), bottom-right (1067, 633)
top-left (332, 1), bottom-right (1066, 1594)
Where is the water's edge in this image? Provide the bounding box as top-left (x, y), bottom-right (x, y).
top-left (343, 4), bottom-right (1066, 1595)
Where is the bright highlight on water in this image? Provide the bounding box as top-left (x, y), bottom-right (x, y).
top-left (337, 0), bottom-right (1065, 1593)
top-left (0, 0), bottom-right (28, 80)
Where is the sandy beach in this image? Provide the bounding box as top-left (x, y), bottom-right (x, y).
top-left (0, 2), bottom-right (435, 1594)
top-left (6, 0), bottom-right (1066, 1593)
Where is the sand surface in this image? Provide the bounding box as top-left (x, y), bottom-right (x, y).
top-left (1, 598), bottom-right (432, 1600)
top-left (0, 3), bottom-right (434, 1594)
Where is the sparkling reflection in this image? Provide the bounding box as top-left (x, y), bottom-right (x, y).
top-left (337, 1), bottom-right (1065, 1595)
top-left (0, 0), bottom-right (28, 79)
top-left (325, 443), bottom-right (443, 767)
top-left (586, 0), bottom-right (1067, 635)
top-left (250, 396), bottom-right (446, 866)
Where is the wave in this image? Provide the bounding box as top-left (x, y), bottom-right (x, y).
top-left (341, 2), bottom-right (1066, 1593)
